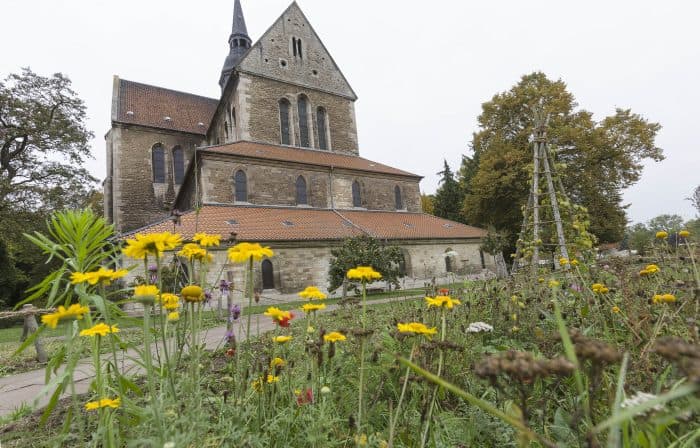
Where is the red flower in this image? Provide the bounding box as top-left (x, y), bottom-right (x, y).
top-left (439, 288), bottom-right (449, 295)
top-left (278, 312), bottom-right (294, 328)
top-left (296, 387), bottom-right (314, 406)
top-left (225, 348), bottom-right (235, 357)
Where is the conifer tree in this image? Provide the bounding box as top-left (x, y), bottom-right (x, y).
top-left (433, 160), bottom-right (464, 223)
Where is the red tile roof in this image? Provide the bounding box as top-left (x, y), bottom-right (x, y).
top-left (115, 79), bottom-right (218, 135)
top-left (201, 141), bottom-right (421, 178)
top-left (121, 205), bottom-right (485, 241)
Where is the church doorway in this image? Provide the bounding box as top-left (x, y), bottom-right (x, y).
top-left (261, 259), bottom-right (275, 289)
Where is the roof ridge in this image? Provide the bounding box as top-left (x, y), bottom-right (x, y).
top-left (332, 209), bottom-right (375, 238)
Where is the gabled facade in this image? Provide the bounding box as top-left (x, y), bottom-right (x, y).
top-left (106, 1), bottom-right (494, 294)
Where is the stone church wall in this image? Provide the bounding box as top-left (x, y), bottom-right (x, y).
top-left (331, 172), bottom-right (421, 212)
top-left (238, 73), bottom-right (358, 155)
top-left (107, 125), bottom-right (203, 232)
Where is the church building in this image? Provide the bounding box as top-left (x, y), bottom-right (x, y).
top-left (104, 1), bottom-right (492, 293)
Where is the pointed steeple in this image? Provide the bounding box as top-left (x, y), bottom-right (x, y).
top-left (219, 0), bottom-right (252, 90)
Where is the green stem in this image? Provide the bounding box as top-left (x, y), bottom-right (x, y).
top-left (421, 310), bottom-right (446, 447)
top-left (388, 341), bottom-right (416, 448)
top-left (357, 281), bottom-right (367, 435)
top-left (245, 256), bottom-right (254, 341)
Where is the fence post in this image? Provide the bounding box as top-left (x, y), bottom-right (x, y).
top-left (20, 304), bottom-right (48, 363)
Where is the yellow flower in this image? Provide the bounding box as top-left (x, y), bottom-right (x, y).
top-left (134, 284), bottom-right (160, 304)
top-left (656, 231), bottom-right (668, 239)
top-left (301, 302), bottom-right (326, 313)
top-left (70, 267), bottom-right (128, 286)
top-left (85, 397), bottom-right (121, 411)
top-left (181, 285), bottom-right (204, 303)
top-left (178, 243), bottom-right (211, 262)
top-left (158, 293), bottom-right (180, 310)
top-left (611, 306), bottom-right (621, 314)
top-left (323, 331), bottom-right (347, 343)
top-left (347, 266), bottom-right (382, 282)
top-left (298, 286), bottom-right (327, 300)
top-left (270, 357), bottom-right (286, 368)
top-left (548, 279), bottom-right (560, 288)
top-left (354, 434), bottom-right (368, 447)
top-left (559, 258), bottom-right (569, 266)
top-left (538, 277), bottom-right (545, 283)
top-left (227, 242), bottom-right (274, 263)
top-left (264, 306), bottom-right (292, 322)
top-left (397, 322), bottom-right (438, 337)
top-left (424, 295), bottom-right (461, 309)
top-left (653, 293), bottom-right (676, 304)
top-left (571, 259), bottom-right (579, 266)
top-left (251, 378), bottom-right (263, 392)
top-left (167, 311), bottom-right (179, 321)
top-left (679, 230), bottom-right (690, 238)
top-left (266, 374), bottom-right (280, 384)
top-left (193, 232), bottom-right (221, 247)
top-left (41, 304), bottom-right (90, 329)
top-left (273, 335), bottom-right (292, 343)
top-left (591, 283), bottom-right (609, 294)
top-left (80, 322), bottom-right (119, 337)
top-left (122, 232), bottom-right (182, 259)
top-left (645, 264), bottom-right (660, 274)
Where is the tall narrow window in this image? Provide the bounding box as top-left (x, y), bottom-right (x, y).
top-left (394, 185), bottom-right (403, 210)
top-left (151, 144), bottom-right (165, 183)
top-left (298, 95), bottom-right (310, 147)
top-left (234, 170), bottom-right (247, 202)
top-left (262, 259), bottom-right (274, 289)
top-left (352, 180), bottom-right (361, 207)
top-left (297, 38), bottom-right (302, 59)
top-left (173, 146), bottom-right (185, 185)
top-left (316, 107), bottom-right (328, 150)
top-left (224, 121), bottom-right (229, 140)
top-left (296, 176), bottom-right (307, 205)
top-left (292, 37), bottom-right (297, 57)
top-left (279, 99), bottom-right (291, 145)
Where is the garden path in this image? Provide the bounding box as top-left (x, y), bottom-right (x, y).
top-left (0, 295), bottom-right (419, 418)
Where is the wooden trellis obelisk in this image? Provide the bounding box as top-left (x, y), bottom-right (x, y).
top-left (512, 110), bottom-right (570, 274)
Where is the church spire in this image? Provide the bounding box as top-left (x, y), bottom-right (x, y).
top-left (219, 0), bottom-right (252, 90)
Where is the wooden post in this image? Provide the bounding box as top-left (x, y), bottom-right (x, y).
top-left (20, 304), bottom-right (48, 363)
top-left (541, 141), bottom-right (570, 266)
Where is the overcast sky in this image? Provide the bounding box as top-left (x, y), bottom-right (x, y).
top-left (2, 0), bottom-right (698, 223)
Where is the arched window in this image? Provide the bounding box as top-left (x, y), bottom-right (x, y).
top-left (394, 185), bottom-right (403, 210)
top-left (234, 170), bottom-right (247, 202)
top-left (296, 176), bottom-right (308, 205)
top-left (151, 144), bottom-right (165, 183)
top-left (172, 146), bottom-right (185, 185)
top-left (279, 99), bottom-right (291, 145)
top-left (261, 259), bottom-right (274, 289)
top-left (297, 95), bottom-right (310, 147)
top-left (316, 107), bottom-right (328, 150)
top-left (352, 180), bottom-right (361, 207)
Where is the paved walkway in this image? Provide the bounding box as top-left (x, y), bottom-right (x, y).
top-left (0, 295), bottom-right (419, 418)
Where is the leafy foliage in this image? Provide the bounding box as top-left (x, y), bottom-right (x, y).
top-left (461, 72), bottom-right (663, 246)
top-left (328, 235), bottom-right (404, 292)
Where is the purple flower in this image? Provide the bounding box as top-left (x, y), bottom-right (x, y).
top-left (219, 279), bottom-right (231, 294)
top-left (204, 291), bottom-right (213, 303)
top-left (148, 265), bottom-right (158, 283)
top-left (230, 304), bottom-right (241, 321)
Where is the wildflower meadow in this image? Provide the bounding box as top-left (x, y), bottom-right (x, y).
top-left (1, 208), bottom-right (699, 447)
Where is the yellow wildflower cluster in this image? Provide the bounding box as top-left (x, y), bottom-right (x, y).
top-left (270, 357), bottom-right (286, 368)
top-left (425, 295), bottom-right (461, 309)
top-left (80, 323), bottom-right (119, 337)
top-left (167, 311), bottom-right (179, 321)
top-left (655, 231), bottom-right (669, 239)
top-left (158, 293), bottom-right (180, 310)
top-left (70, 267), bottom-right (128, 286)
top-left (192, 232), bottom-right (221, 247)
top-left (41, 304), bottom-right (90, 329)
top-left (181, 285), bottom-right (204, 303)
top-left (227, 242), bottom-right (274, 263)
top-left (397, 322), bottom-right (437, 337)
top-left (347, 266), bottom-right (382, 282)
top-left (591, 283), bottom-right (609, 294)
top-left (122, 232), bottom-right (182, 259)
top-left (134, 284), bottom-right (159, 304)
top-left (85, 397), bottom-right (121, 411)
top-left (548, 279), bottom-right (560, 288)
top-left (251, 374), bottom-right (280, 391)
top-left (178, 243), bottom-right (212, 262)
top-left (652, 293), bottom-right (677, 304)
top-left (611, 306), bottom-right (621, 314)
top-left (679, 230), bottom-right (690, 238)
top-left (639, 264), bottom-right (660, 276)
top-left (559, 258), bottom-right (569, 266)
top-left (298, 286), bottom-right (327, 300)
top-left (264, 306), bottom-right (293, 322)
top-left (301, 302), bottom-right (326, 313)
top-left (323, 331), bottom-right (347, 343)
